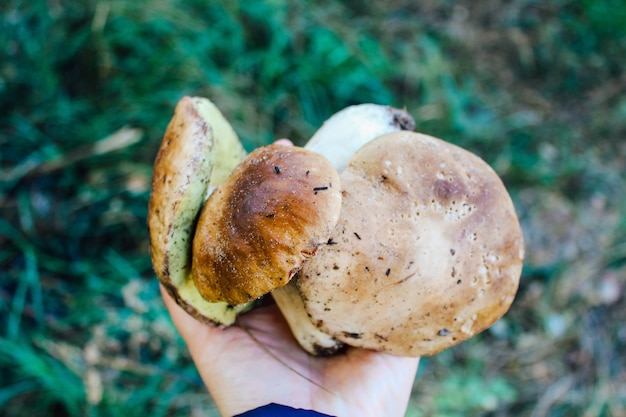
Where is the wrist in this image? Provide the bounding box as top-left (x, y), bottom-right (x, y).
top-left (233, 403), bottom-right (336, 417)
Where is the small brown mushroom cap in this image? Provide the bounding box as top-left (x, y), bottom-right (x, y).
top-left (296, 131), bottom-right (525, 356)
top-left (192, 144), bottom-right (342, 305)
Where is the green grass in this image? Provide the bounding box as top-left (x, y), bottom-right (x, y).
top-left (1, 0), bottom-right (625, 416)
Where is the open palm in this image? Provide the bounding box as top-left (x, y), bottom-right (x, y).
top-left (161, 286), bottom-right (419, 417)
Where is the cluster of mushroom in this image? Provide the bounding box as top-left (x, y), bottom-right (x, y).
top-left (148, 97), bottom-right (524, 357)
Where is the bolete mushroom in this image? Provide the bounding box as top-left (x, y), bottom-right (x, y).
top-left (148, 98), bottom-right (412, 328)
top-left (148, 97), bottom-right (524, 358)
top-left (191, 144), bottom-right (342, 305)
top-left (148, 97), bottom-right (251, 326)
top-left (292, 131), bottom-right (525, 356)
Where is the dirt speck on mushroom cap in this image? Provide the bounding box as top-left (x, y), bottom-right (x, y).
top-left (297, 131), bottom-right (525, 357)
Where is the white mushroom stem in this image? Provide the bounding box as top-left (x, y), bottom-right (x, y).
top-left (304, 104), bottom-right (415, 171)
top-left (271, 281), bottom-right (344, 355)
top-left (271, 104), bottom-right (415, 355)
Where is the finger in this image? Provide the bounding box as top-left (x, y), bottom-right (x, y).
top-left (160, 284), bottom-right (216, 348)
top-left (273, 138), bottom-right (293, 146)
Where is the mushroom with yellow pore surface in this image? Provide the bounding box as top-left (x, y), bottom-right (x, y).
top-left (149, 97), bottom-right (523, 357)
top-left (148, 97), bottom-right (251, 325)
top-left (148, 99), bottom-right (414, 330)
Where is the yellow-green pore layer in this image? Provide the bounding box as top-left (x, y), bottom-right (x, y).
top-left (148, 97), bottom-right (250, 325)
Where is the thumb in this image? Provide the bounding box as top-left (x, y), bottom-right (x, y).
top-left (159, 284), bottom-right (224, 353)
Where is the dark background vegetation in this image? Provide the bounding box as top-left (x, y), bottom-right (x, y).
top-left (1, 1), bottom-right (625, 416)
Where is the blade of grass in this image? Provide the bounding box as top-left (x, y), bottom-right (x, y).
top-left (105, 248), bottom-right (140, 282)
top-left (0, 379), bottom-right (40, 409)
top-left (6, 250), bottom-right (30, 339)
top-left (0, 126), bottom-right (143, 183)
top-left (0, 216), bottom-right (44, 336)
top-left (0, 338), bottom-right (86, 416)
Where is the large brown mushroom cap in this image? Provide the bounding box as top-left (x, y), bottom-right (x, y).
top-left (296, 131), bottom-right (525, 356)
top-left (192, 144), bottom-right (342, 305)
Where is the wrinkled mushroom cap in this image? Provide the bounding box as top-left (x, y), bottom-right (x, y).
top-left (297, 131), bottom-right (524, 356)
top-left (192, 144), bottom-right (342, 305)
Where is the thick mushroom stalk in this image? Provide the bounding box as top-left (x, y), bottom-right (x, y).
top-left (305, 104), bottom-right (415, 172)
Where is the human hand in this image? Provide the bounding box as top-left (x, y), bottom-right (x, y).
top-left (161, 285), bottom-right (419, 417)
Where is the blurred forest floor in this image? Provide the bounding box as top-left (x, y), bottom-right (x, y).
top-left (1, 1), bottom-right (625, 416)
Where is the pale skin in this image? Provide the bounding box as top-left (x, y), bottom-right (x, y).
top-left (161, 287), bottom-right (419, 417)
top-left (160, 139), bottom-right (419, 417)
